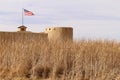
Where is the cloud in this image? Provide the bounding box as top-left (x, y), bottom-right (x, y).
top-left (0, 0), bottom-right (120, 40)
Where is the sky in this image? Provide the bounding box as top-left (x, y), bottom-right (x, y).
top-left (0, 0), bottom-right (120, 40)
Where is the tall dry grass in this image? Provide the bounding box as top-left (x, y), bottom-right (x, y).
top-left (0, 34), bottom-right (120, 80)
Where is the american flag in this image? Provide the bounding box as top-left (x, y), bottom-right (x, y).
top-left (24, 9), bottom-right (34, 16)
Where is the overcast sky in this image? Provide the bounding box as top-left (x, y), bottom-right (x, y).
top-left (0, 0), bottom-right (120, 40)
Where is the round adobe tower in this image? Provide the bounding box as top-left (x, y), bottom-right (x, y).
top-left (45, 27), bottom-right (73, 41)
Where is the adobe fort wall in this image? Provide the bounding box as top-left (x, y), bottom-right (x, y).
top-left (45, 27), bottom-right (73, 41)
top-left (0, 32), bottom-right (48, 43)
top-left (0, 26), bottom-right (73, 42)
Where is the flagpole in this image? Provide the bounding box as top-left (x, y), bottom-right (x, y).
top-left (22, 8), bottom-right (24, 25)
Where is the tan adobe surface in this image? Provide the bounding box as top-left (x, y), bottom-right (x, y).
top-left (0, 26), bottom-right (73, 42)
top-left (45, 27), bottom-right (73, 41)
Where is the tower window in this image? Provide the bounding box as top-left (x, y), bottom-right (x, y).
top-left (21, 28), bottom-right (25, 31)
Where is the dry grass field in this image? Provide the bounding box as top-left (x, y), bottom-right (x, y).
top-left (0, 35), bottom-right (120, 80)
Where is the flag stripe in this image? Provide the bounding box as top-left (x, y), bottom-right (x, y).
top-left (24, 9), bottom-right (34, 16)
